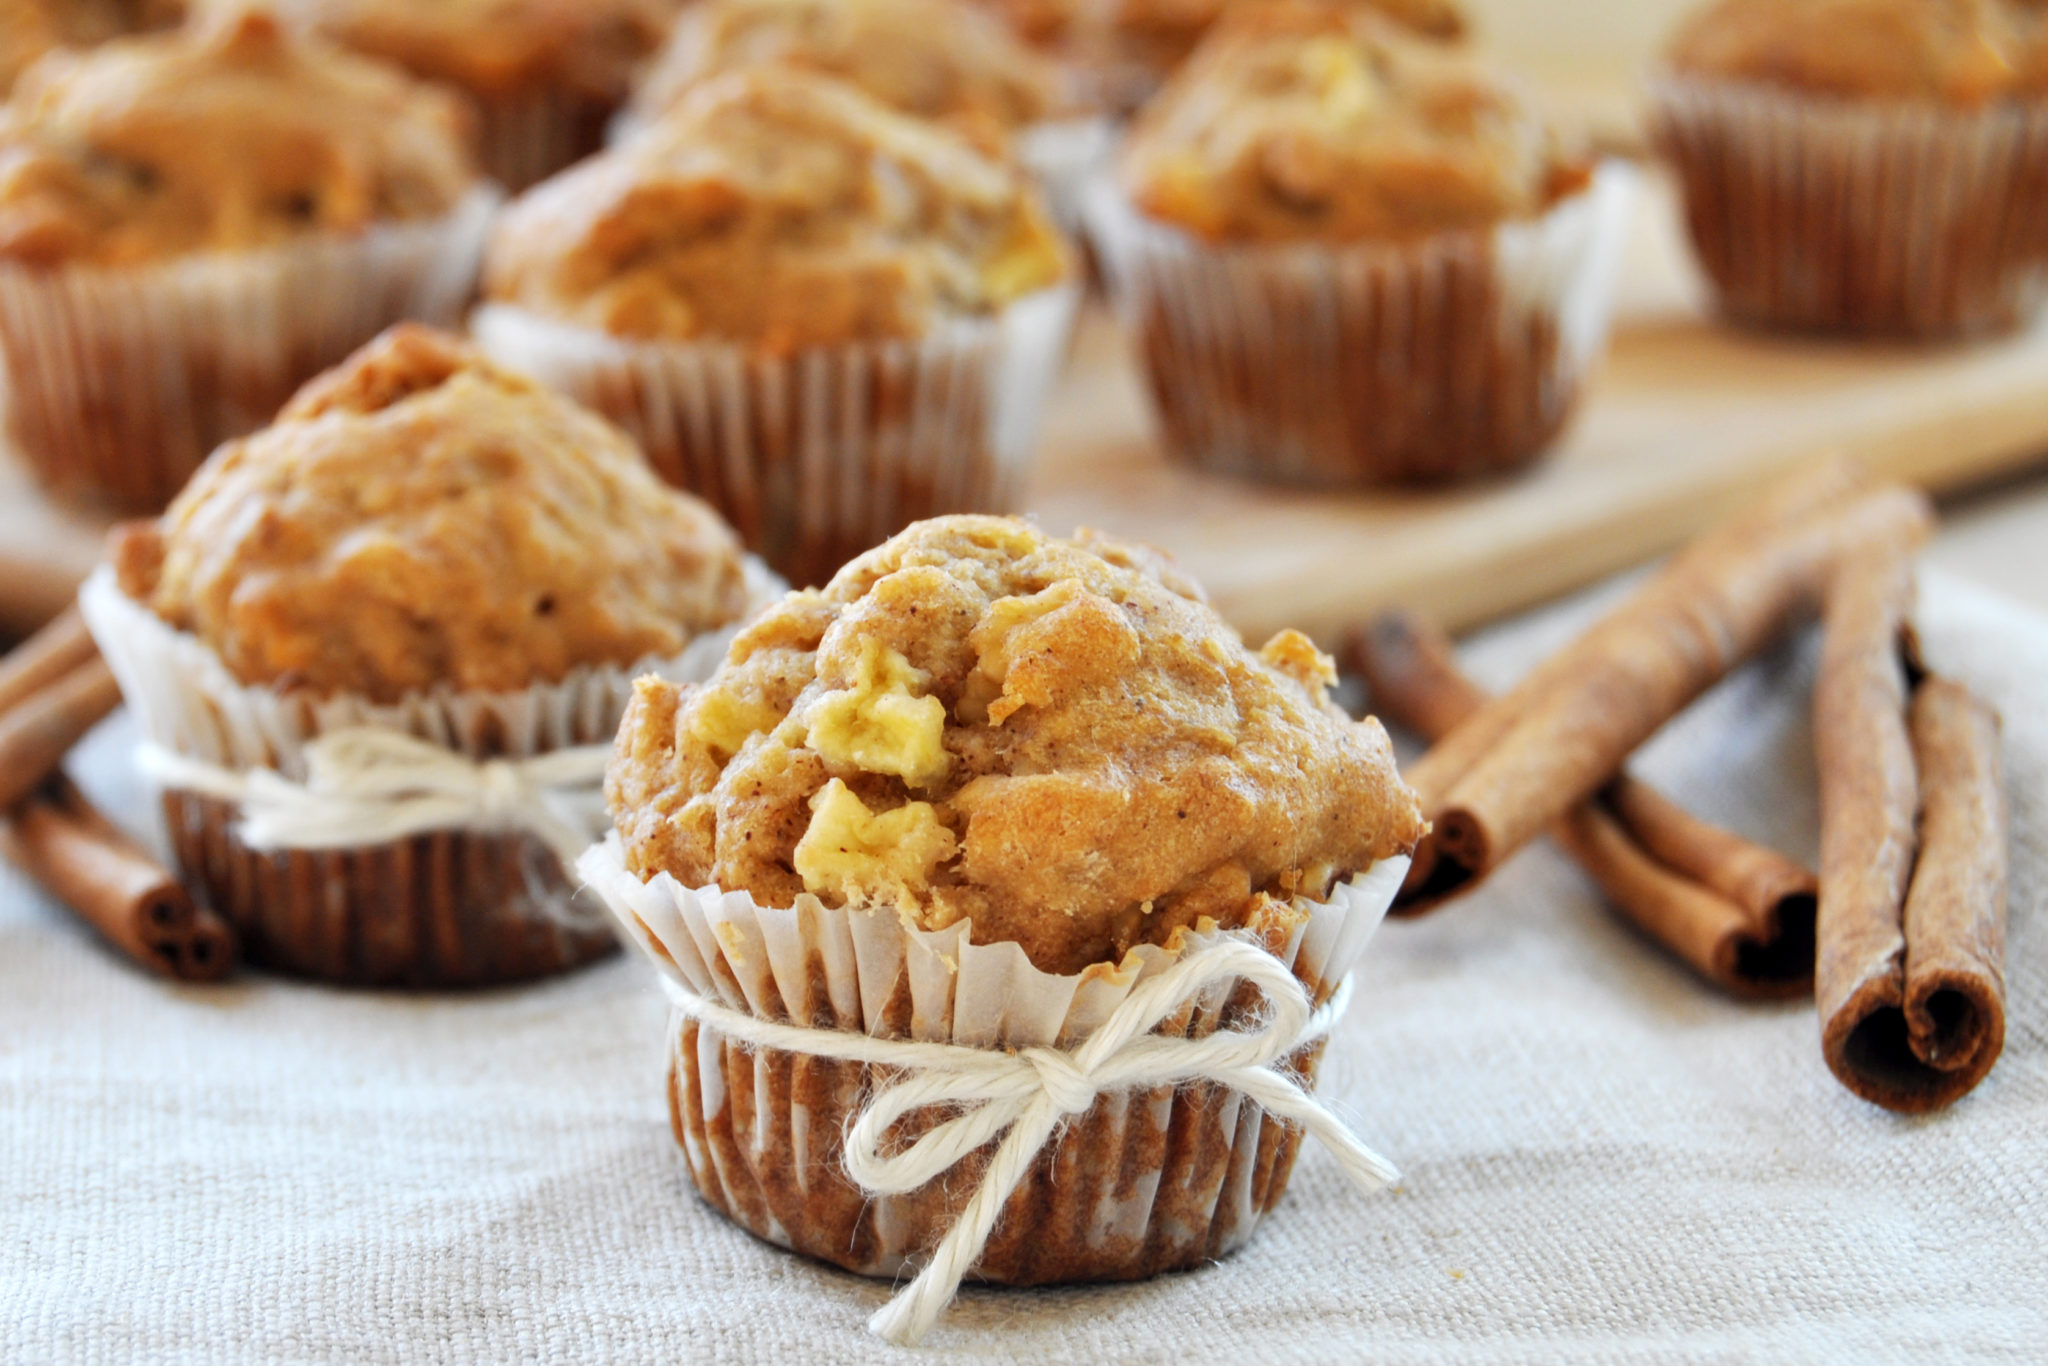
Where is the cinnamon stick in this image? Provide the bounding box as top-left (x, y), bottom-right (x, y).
top-left (2, 774), bottom-right (237, 981)
top-left (0, 655), bottom-right (120, 812)
top-left (0, 606), bottom-right (97, 717)
top-left (1398, 472), bottom-right (1934, 915)
top-left (1815, 549), bottom-right (2007, 1113)
top-left (1346, 611), bottom-right (1816, 998)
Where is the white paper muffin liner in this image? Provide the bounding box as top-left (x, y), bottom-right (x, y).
top-left (1014, 116), bottom-right (1116, 244)
top-left (1086, 161), bottom-right (1635, 485)
top-left (76, 558), bottom-right (781, 987)
top-left (1649, 75), bottom-right (2048, 339)
top-left (580, 833), bottom-right (1408, 1282)
top-left (0, 186), bottom-right (499, 512)
top-left (472, 283), bottom-right (1081, 586)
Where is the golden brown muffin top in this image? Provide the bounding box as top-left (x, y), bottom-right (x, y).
top-left (1120, 0), bottom-right (1583, 244)
top-left (1101, 0), bottom-right (1464, 79)
top-left (484, 68), bottom-right (1073, 351)
top-left (1667, 0), bottom-right (2048, 104)
top-left (629, 0), bottom-right (1065, 151)
top-left (285, 0), bottom-right (678, 101)
top-left (0, 10), bottom-right (477, 267)
top-left (607, 516), bottom-right (1427, 977)
top-left (113, 325), bottom-right (752, 704)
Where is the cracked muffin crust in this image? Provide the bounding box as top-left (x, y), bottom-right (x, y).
top-left (113, 325), bottom-right (751, 703)
top-left (484, 67), bottom-right (1073, 351)
top-left (607, 515), bottom-right (1426, 976)
top-left (1120, 0), bottom-right (1586, 244)
top-left (628, 0), bottom-right (1066, 152)
top-left (1668, 0), bottom-right (2048, 105)
top-left (0, 9), bottom-right (476, 267)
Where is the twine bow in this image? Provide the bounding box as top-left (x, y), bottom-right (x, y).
top-left (658, 935), bottom-right (1398, 1347)
top-left (138, 728), bottom-right (612, 867)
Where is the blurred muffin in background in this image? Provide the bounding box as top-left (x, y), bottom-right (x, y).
top-left (621, 0), bottom-right (1107, 234)
top-left (83, 324), bottom-right (762, 988)
top-left (0, 7), bottom-right (494, 510)
top-left (285, 0), bottom-right (682, 190)
top-left (474, 68), bottom-right (1079, 588)
top-left (0, 0), bottom-right (185, 94)
top-left (1089, 0), bottom-right (1630, 485)
top-left (1653, 0), bottom-right (2048, 337)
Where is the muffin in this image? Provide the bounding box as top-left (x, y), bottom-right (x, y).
top-left (284, 0), bottom-right (681, 190)
top-left (80, 325), bottom-right (770, 988)
top-left (1087, 0), bottom-right (1631, 485)
top-left (580, 515), bottom-right (1426, 1303)
top-left (618, 0), bottom-right (1108, 234)
top-left (0, 9), bottom-right (494, 511)
top-left (0, 0), bottom-right (184, 95)
top-left (473, 68), bottom-right (1079, 588)
top-left (1652, 0), bottom-right (2048, 337)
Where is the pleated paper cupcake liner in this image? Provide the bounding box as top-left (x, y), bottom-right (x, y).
top-left (78, 560), bottom-right (779, 988)
top-left (472, 284), bottom-right (1080, 587)
top-left (472, 86), bottom-right (620, 193)
top-left (1650, 76), bottom-right (2048, 339)
top-left (0, 187), bottom-right (499, 513)
top-left (1086, 162), bottom-right (1635, 486)
top-left (580, 835), bottom-right (1407, 1283)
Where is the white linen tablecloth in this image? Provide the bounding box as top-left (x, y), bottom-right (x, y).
top-left (3, 567), bottom-right (2043, 1365)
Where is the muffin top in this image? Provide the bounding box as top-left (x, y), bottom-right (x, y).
top-left (629, 0), bottom-right (1065, 150)
top-left (1667, 0), bottom-right (2048, 104)
top-left (484, 68), bottom-right (1073, 351)
top-left (1120, 0), bottom-right (1584, 243)
top-left (284, 0), bottom-right (678, 101)
top-left (1103, 0), bottom-right (1465, 78)
top-left (0, 10), bottom-right (476, 267)
top-left (607, 516), bottom-right (1426, 977)
top-left (113, 325), bottom-right (752, 704)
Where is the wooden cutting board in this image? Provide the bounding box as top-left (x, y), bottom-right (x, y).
top-left (5, 172), bottom-right (2047, 643)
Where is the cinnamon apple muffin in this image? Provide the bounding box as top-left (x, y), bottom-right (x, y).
top-left (0, 9), bottom-right (493, 509)
top-left (84, 325), bottom-right (762, 988)
top-left (611, 516), bottom-right (1423, 975)
top-left (1089, 0), bottom-right (1626, 483)
top-left (475, 69), bottom-right (1079, 586)
top-left (285, 0), bottom-right (682, 189)
top-left (1653, 0), bottom-right (2048, 335)
top-left (584, 514), bottom-right (1424, 1286)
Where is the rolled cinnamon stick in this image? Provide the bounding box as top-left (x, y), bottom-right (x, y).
top-left (2, 775), bottom-right (237, 981)
top-left (0, 656), bottom-right (121, 812)
top-left (1815, 548), bottom-right (2007, 1112)
top-left (1346, 611), bottom-right (1816, 998)
top-left (0, 606), bottom-right (97, 717)
top-left (1400, 477), bottom-right (1934, 915)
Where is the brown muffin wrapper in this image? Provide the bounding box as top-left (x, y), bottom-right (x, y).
top-left (472, 86), bottom-right (619, 193)
top-left (161, 789), bottom-right (613, 988)
top-left (1085, 164), bottom-right (1634, 486)
top-left (1650, 76), bottom-right (2048, 340)
top-left (472, 286), bottom-right (1080, 587)
top-left (0, 188), bottom-right (498, 513)
top-left (580, 838), bottom-right (1407, 1284)
top-left (79, 564), bottom-right (776, 988)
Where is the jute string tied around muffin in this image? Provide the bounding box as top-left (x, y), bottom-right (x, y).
top-left (656, 935), bottom-right (1399, 1347)
top-left (137, 730), bottom-right (612, 871)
